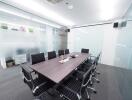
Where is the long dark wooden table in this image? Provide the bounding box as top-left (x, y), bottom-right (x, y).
top-left (30, 52), bottom-right (89, 83)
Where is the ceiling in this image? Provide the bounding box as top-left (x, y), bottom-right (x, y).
top-left (125, 4), bottom-right (132, 20)
top-left (1, 0), bottom-right (132, 27)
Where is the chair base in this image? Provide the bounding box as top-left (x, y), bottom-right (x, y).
top-left (92, 77), bottom-right (100, 83)
top-left (87, 87), bottom-right (97, 94)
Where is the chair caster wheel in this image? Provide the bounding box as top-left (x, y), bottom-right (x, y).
top-left (90, 83), bottom-right (93, 86)
top-left (87, 98), bottom-right (90, 100)
top-left (94, 91), bottom-right (97, 94)
top-left (97, 80), bottom-right (100, 83)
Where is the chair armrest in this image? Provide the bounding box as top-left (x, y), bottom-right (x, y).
top-left (89, 56), bottom-right (96, 60)
top-left (83, 75), bottom-right (92, 87)
top-left (84, 62), bottom-right (93, 66)
top-left (90, 55), bottom-right (96, 58)
top-left (23, 75), bottom-right (31, 82)
top-left (32, 82), bottom-right (47, 93)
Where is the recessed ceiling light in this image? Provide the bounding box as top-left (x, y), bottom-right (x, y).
top-left (9, 0), bottom-right (75, 26)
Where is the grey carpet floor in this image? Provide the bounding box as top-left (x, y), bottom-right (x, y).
top-left (0, 65), bottom-right (3, 70)
top-left (0, 64), bottom-right (132, 100)
top-left (0, 66), bottom-right (33, 100)
top-left (91, 65), bottom-right (132, 100)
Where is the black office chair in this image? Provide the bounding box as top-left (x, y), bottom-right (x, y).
top-left (58, 50), bottom-right (64, 56)
top-left (93, 53), bottom-right (101, 66)
top-left (21, 65), bottom-right (54, 99)
top-left (81, 48), bottom-right (89, 54)
top-left (87, 53), bottom-right (101, 74)
top-left (90, 53), bottom-right (101, 84)
top-left (48, 51), bottom-right (56, 60)
top-left (57, 66), bottom-right (95, 100)
top-left (80, 53), bottom-right (101, 85)
top-left (65, 49), bottom-right (70, 54)
top-left (31, 53), bottom-right (45, 65)
top-left (79, 52), bottom-right (101, 72)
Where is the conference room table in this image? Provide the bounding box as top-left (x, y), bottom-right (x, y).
top-left (30, 52), bottom-right (89, 84)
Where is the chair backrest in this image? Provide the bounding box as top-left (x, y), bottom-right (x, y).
top-left (94, 53), bottom-right (101, 65)
top-left (78, 66), bottom-right (92, 96)
top-left (65, 49), bottom-right (69, 54)
top-left (82, 67), bottom-right (92, 87)
top-left (31, 53), bottom-right (45, 65)
top-left (81, 48), bottom-right (89, 54)
top-left (58, 50), bottom-right (64, 56)
top-left (48, 51), bottom-right (56, 60)
top-left (21, 65), bottom-right (34, 89)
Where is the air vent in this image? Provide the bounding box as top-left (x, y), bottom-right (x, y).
top-left (113, 21), bottom-right (127, 28)
top-left (47, 0), bottom-right (63, 4)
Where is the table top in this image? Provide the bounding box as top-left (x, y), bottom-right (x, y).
top-left (30, 52), bottom-right (89, 83)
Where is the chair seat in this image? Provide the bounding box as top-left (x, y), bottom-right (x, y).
top-left (57, 86), bottom-right (78, 100)
top-left (86, 59), bottom-right (94, 65)
top-left (78, 64), bottom-right (91, 73)
top-left (77, 59), bottom-right (94, 73)
top-left (57, 77), bottom-right (82, 100)
top-left (33, 78), bottom-right (45, 87)
top-left (63, 77), bottom-right (82, 92)
top-left (33, 79), bottom-right (54, 96)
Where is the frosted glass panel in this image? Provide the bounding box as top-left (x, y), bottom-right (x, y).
top-left (68, 26), bottom-right (104, 56)
top-left (53, 28), bottom-right (61, 51)
top-left (53, 28), bottom-right (67, 52)
top-left (114, 21), bottom-right (132, 69)
top-left (0, 10), bottom-right (63, 61)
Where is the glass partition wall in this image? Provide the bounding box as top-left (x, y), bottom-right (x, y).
top-left (0, 3), bottom-right (67, 68)
top-left (114, 21), bottom-right (132, 69)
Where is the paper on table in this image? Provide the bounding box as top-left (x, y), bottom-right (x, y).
top-left (59, 58), bottom-right (70, 63)
top-left (75, 55), bottom-right (79, 57)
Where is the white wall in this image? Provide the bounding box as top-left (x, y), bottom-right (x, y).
top-left (68, 21), bottom-right (132, 69)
